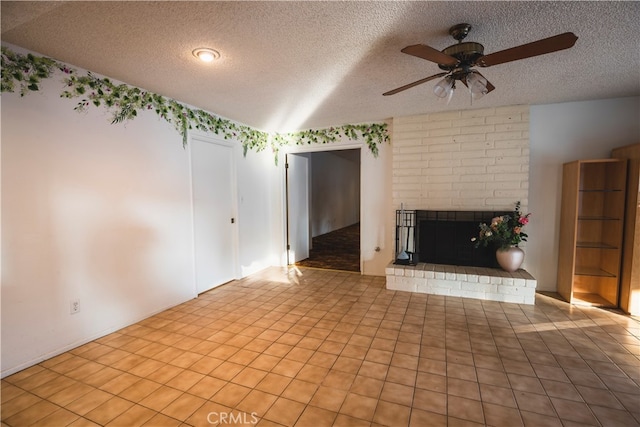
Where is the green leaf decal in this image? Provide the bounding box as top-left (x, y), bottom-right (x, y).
top-left (1, 47), bottom-right (389, 163)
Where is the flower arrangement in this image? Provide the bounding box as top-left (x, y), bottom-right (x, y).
top-left (471, 201), bottom-right (531, 250)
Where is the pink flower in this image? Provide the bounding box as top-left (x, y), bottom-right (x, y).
top-left (518, 216), bottom-right (529, 225)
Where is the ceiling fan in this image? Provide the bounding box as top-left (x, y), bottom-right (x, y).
top-left (383, 23), bottom-right (578, 101)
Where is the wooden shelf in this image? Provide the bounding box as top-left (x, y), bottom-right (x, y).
top-left (576, 241), bottom-right (618, 249)
top-left (557, 159), bottom-right (626, 308)
top-left (575, 266), bottom-right (616, 277)
top-left (611, 143), bottom-right (640, 316)
top-left (572, 292), bottom-right (617, 307)
top-left (578, 216), bottom-right (621, 221)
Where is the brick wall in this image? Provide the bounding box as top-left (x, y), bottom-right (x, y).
top-left (392, 105), bottom-right (530, 211)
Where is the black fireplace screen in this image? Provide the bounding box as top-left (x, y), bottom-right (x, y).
top-left (395, 209), bottom-right (510, 268)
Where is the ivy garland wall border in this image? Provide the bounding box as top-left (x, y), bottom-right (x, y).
top-left (1, 46), bottom-right (389, 163)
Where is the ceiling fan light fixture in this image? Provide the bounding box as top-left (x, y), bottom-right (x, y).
top-left (192, 48), bottom-right (220, 63)
top-left (433, 76), bottom-right (454, 99)
top-left (466, 71), bottom-right (488, 99)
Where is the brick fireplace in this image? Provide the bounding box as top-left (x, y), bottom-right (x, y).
top-left (388, 105), bottom-right (536, 304)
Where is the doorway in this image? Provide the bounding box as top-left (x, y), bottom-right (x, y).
top-left (286, 149), bottom-right (361, 272)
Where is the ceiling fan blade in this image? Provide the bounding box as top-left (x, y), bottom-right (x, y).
top-left (477, 32), bottom-right (578, 67)
top-left (475, 71), bottom-right (495, 93)
top-left (485, 81), bottom-right (495, 93)
top-left (401, 44), bottom-right (459, 66)
top-left (383, 72), bottom-right (448, 96)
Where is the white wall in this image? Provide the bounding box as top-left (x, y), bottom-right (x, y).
top-left (529, 97), bottom-right (640, 291)
top-left (310, 150), bottom-right (360, 237)
top-left (1, 76), bottom-right (195, 376)
top-left (1, 55), bottom-right (281, 376)
top-left (361, 127), bottom-right (394, 276)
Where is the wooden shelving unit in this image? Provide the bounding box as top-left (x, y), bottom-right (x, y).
top-left (611, 143), bottom-right (640, 316)
top-left (557, 159), bottom-right (627, 307)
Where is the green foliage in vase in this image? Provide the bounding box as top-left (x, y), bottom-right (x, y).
top-left (1, 47), bottom-right (389, 163)
top-left (471, 201), bottom-right (531, 250)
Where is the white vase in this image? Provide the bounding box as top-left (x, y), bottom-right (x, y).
top-left (496, 246), bottom-right (524, 272)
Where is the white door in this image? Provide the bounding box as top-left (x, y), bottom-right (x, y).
top-left (191, 137), bottom-right (236, 293)
top-left (287, 154), bottom-right (310, 264)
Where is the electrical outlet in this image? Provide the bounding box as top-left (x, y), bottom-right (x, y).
top-left (70, 299), bottom-right (80, 315)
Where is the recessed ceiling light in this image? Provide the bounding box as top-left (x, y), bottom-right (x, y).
top-left (192, 48), bottom-right (220, 63)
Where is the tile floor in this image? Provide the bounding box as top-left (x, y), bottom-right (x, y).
top-left (2, 266), bottom-right (639, 427)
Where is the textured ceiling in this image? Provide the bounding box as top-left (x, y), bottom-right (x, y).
top-left (2, 1), bottom-right (639, 132)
